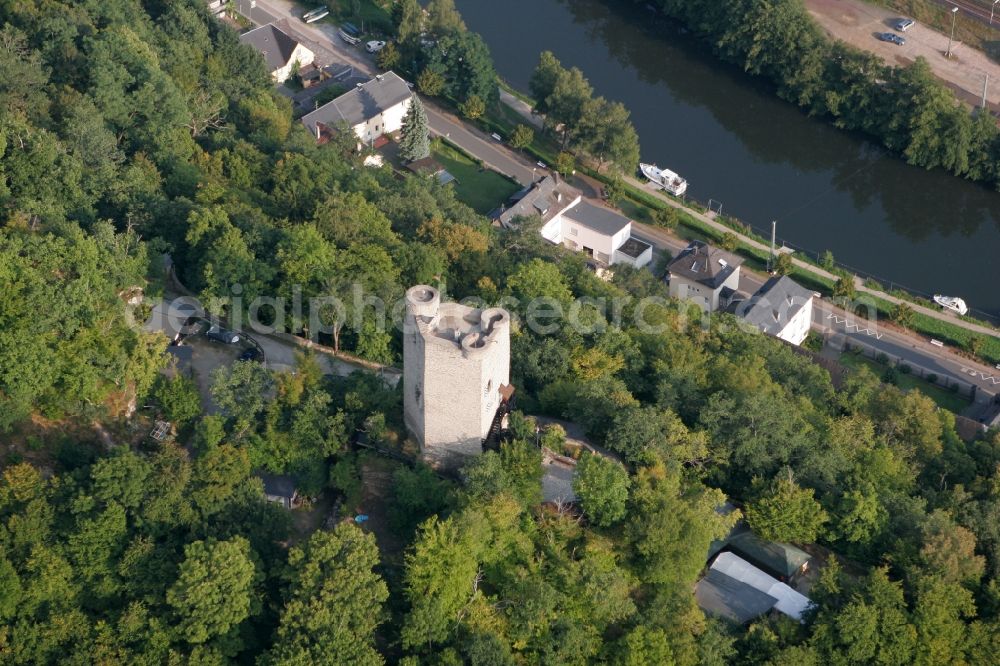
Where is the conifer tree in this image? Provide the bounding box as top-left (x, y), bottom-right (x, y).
top-left (399, 96), bottom-right (430, 162)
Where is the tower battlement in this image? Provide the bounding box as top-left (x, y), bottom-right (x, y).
top-left (403, 285), bottom-right (511, 466)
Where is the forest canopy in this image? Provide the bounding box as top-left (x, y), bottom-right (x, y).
top-left (0, 1), bottom-right (999, 664)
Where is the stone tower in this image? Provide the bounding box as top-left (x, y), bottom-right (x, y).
top-left (403, 285), bottom-right (511, 466)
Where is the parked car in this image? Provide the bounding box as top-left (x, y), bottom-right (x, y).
top-left (894, 18), bottom-right (915, 32)
top-left (365, 40), bottom-right (386, 53)
top-left (206, 325), bottom-right (240, 344)
top-left (876, 32), bottom-right (905, 46)
top-left (239, 347), bottom-right (263, 363)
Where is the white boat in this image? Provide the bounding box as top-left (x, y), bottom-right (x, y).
top-left (933, 295), bottom-right (968, 315)
top-left (639, 162), bottom-right (688, 196)
top-left (303, 7), bottom-right (329, 23)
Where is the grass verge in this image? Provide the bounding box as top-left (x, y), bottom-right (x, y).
top-left (838, 350), bottom-right (971, 413)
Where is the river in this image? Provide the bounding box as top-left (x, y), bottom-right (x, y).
top-left (455, 0), bottom-right (1000, 318)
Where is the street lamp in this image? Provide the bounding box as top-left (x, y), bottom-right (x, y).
top-left (992, 0), bottom-right (999, 26)
top-left (947, 6), bottom-right (959, 59)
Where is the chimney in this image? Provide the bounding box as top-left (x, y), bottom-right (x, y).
top-left (556, 191), bottom-right (562, 203)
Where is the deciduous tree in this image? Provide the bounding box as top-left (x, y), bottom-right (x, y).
top-left (573, 452), bottom-right (630, 526)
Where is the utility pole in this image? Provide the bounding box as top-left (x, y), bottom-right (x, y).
top-left (769, 220), bottom-right (776, 273)
top-left (992, 0), bottom-right (999, 25)
top-left (947, 6), bottom-right (959, 59)
top-left (983, 72), bottom-right (990, 109)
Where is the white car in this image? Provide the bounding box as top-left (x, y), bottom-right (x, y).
top-left (366, 40), bottom-right (386, 53)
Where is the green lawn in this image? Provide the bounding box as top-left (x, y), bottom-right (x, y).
top-left (431, 141), bottom-right (521, 215)
top-left (837, 351), bottom-right (971, 414)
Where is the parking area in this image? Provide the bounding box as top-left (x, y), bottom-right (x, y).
top-left (806, 0), bottom-right (1000, 109)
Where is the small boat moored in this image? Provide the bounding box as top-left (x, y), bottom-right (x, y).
top-left (303, 7), bottom-right (330, 23)
top-left (933, 294), bottom-right (968, 315)
top-left (639, 162), bottom-right (688, 196)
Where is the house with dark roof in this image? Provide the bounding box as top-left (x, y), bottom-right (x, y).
top-left (733, 275), bottom-right (814, 346)
top-left (259, 473), bottom-right (301, 509)
top-left (493, 174), bottom-right (582, 229)
top-left (301, 71), bottom-right (413, 146)
top-left (492, 176), bottom-right (652, 268)
top-left (695, 567), bottom-right (779, 624)
top-left (239, 23), bottom-right (315, 83)
top-left (666, 240), bottom-right (743, 312)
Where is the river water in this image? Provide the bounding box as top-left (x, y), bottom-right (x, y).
top-left (455, 0), bottom-right (1000, 317)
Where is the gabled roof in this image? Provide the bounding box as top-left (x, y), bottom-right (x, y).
top-left (736, 275), bottom-right (814, 335)
top-left (667, 240), bottom-right (742, 289)
top-left (695, 568), bottom-right (779, 624)
top-left (301, 71), bottom-right (412, 135)
top-left (494, 175), bottom-right (580, 228)
top-left (561, 201), bottom-right (631, 237)
top-left (710, 552), bottom-right (812, 621)
top-left (239, 23), bottom-right (300, 73)
top-left (726, 532), bottom-right (811, 580)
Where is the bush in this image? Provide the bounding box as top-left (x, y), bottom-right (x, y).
top-left (899, 364), bottom-right (912, 374)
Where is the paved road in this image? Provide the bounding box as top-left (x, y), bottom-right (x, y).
top-left (630, 219), bottom-right (1000, 401)
top-left (425, 105), bottom-right (541, 186)
top-left (230, 0), bottom-right (1000, 401)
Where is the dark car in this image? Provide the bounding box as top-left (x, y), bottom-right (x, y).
top-left (206, 325), bottom-right (240, 344)
top-left (238, 348), bottom-right (263, 363)
top-left (877, 32), bottom-right (905, 46)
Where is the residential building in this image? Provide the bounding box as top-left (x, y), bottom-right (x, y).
top-left (259, 473), bottom-right (301, 509)
top-left (704, 552), bottom-right (813, 621)
top-left (493, 176), bottom-right (652, 268)
top-left (494, 175), bottom-right (582, 230)
top-left (301, 71), bottom-right (413, 146)
top-left (666, 240), bottom-right (743, 312)
top-left (734, 275), bottom-right (815, 346)
top-left (239, 23), bottom-right (315, 83)
top-left (403, 285), bottom-right (513, 467)
top-left (694, 568), bottom-right (780, 625)
top-left (543, 201), bottom-right (652, 268)
top-left (724, 532), bottom-right (812, 582)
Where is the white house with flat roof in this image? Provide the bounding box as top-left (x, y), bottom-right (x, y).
top-left (239, 23), bottom-right (314, 83)
top-left (542, 200), bottom-right (652, 268)
top-left (301, 71), bottom-right (413, 146)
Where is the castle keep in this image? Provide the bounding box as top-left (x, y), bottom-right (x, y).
top-left (403, 285), bottom-right (512, 465)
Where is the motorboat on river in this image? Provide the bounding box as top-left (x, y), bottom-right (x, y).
top-left (639, 162), bottom-right (688, 196)
top-left (933, 295), bottom-right (968, 315)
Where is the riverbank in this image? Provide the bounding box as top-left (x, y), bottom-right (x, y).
top-left (483, 77), bottom-right (1000, 364)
